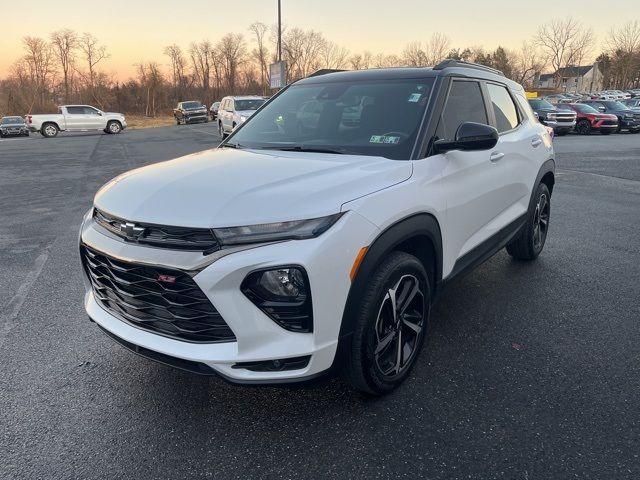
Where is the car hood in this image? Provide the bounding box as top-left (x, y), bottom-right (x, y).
top-left (94, 148), bottom-right (412, 228)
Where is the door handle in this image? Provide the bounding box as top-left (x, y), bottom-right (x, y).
top-left (531, 137), bottom-right (542, 147)
top-left (489, 152), bottom-right (504, 162)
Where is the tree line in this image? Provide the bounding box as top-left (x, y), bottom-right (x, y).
top-left (1, 19), bottom-right (639, 116)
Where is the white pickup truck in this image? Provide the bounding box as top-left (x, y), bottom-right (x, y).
top-left (26, 105), bottom-right (127, 138)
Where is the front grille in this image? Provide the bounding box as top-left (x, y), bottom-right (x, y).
top-left (556, 113), bottom-right (576, 121)
top-left (81, 244), bottom-right (235, 343)
top-left (94, 208), bottom-right (219, 252)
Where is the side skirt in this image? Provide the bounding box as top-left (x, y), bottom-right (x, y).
top-left (437, 212), bottom-right (527, 292)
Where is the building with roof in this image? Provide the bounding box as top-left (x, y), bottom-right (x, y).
top-left (534, 63), bottom-right (603, 92)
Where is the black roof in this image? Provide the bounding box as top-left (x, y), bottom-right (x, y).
top-left (296, 61), bottom-right (521, 90)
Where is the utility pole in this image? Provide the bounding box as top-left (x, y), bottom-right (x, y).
top-left (277, 0), bottom-right (282, 62)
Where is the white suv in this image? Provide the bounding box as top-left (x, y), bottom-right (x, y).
top-left (217, 95), bottom-right (266, 137)
top-left (80, 61), bottom-right (554, 394)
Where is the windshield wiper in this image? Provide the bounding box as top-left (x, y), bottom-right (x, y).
top-left (270, 145), bottom-right (347, 154)
top-left (220, 142), bottom-right (243, 149)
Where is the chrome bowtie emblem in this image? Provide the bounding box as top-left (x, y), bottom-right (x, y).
top-left (120, 222), bottom-right (145, 239)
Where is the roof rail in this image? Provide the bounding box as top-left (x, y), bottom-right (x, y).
top-left (307, 69), bottom-right (346, 78)
top-left (433, 59), bottom-right (504, 77)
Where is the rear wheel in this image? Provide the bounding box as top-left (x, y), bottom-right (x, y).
top-left (575, 119), bottom-right (591, 135)
top-left (506, 182), bottom-right (551, 261)
top-left (41, 123), bottom-right (58, 138)
top-left (343, 251), bottom-right (430, 395)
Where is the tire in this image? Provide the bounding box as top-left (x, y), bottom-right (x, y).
top-left (343, 251), bottom-right (430, 395)
top-left (555, 130), bottom-right (567, 136)
top-left (218, 121), bottom-right (226, 138)
top-left (106, 121), bottom-right (122, 134)
top-left (575, 119), bottom-right (591, 135)
top-left (41, 123), bottom-right (58, 138)
top-left (24, 132), bottom-right (29, 137)
top-left (176, 117), bottom-right (181, 126)
top-left (506, 182), bottom-right (551, 261)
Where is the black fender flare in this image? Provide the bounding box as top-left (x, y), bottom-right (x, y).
top-left (529, 158), bottom-right (555, 211)
top-left (336, 213), bottom-right (442, 349)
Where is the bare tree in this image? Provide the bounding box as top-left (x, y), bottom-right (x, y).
top-left (249, 22), bottom-right (270, 95)
top-left (218, 33), bottom-right (247, 92)
top-left (320, 41), bottom-right (349, 70)
top-left (50, 29), bottom-right (78, 103)
top-left (535, 18), bottom-right (596, 87)
top-left (606, 21), bottom-right (640, 88)
top-left (136, 62), bottom-right (164, 116)
top-left (513, 41), bottom-right (546, 87)
top-left (77, 33), bottom-right (109, 107)
top-left (402, 34), bottom-right (451, 67)
top-left (164, 44), bottom-right (187, 101)
top-left (282, 28), bottom-right (325, 80)
top-left (21, 36), bottom-right (56, 111)
top-left (189, 40), bottom-right (213, 94)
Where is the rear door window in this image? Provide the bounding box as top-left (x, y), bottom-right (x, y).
top-left (66, 106), bottom-right (85, 115)
top-left (486, 83), bottom-right (519, 133)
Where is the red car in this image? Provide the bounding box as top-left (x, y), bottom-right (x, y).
top-left (558, 103), bottom-right (618, 135)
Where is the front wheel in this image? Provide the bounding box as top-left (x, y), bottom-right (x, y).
top-left (343, 252), bottom-right (430, 395)
top-left (218, 121), bottom-right (226, 138)
top-left (506, 182), bottom-right (551, 261)
top-left (106, 121), bottom-right (122, 134)
top-left (575, 120), bottom-right (591, 135)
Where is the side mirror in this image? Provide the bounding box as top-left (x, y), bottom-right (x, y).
top-left (434, 122), bottom-right (499, 153)
top-left (598, 106), bottom-right (606, 112)
top-left (533, 111), bottom-right (540, 121)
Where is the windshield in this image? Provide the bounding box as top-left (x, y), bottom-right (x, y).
top-left (602, 101), bottom-right (628, 110)
top-left (229, 79), bottom-right (434, 160)
top-left (529, 99), bottom-right (555, 110)
top-left (563, 104), bottom-right (597, 114)
top-left (182, 101), bottom-right (203, 109)
top-left (235, 99), bottom-right (266, 111)
top-left (1, 117), bottom-right (24, 125)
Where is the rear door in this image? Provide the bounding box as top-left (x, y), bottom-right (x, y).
top-left (64, 106), bottom-right (88, 130)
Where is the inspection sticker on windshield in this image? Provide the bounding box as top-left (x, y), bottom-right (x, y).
top-left (408, 93), bottom-right (422, 102)
top-left (370, 135), bottom-right (400, 144)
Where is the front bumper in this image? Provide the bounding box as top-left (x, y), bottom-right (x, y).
top-left (620, 118), bottom-right (640, 130)
top-left (80, 210), bottom-right (379, 383)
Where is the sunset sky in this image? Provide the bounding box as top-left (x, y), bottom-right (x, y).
top-left (1, 0), bottom-right (636, 80)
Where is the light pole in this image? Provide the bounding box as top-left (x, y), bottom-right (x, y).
top-left (277, 0), bottom-right (282, 62)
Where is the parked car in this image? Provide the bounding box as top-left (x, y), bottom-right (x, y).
top-left (209, 101), bottom-right (220, 121)
top-left (173, 101), bottom-right (208, 125)
top-left (579, 100), bottom-right (640, 133)
top-left (528, 98), bottom-right (576, 135)
top-left (217, 95), bottom-right (266, 137)
top-left (80, 60), bottom-right (555, 394)
top-left (557, 103), bottom-right (618, 135)
top-left (26, 105), bottom-right (126, 138)
top-left (0, 116), bottom-right (29, 137)
top-left (544, 94), bottom-right (570, 104)
top-left (622, 99), bottom-right (640, 109)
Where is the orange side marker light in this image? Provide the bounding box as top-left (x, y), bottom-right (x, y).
top-left (349, 246), bottom-right (369, 282)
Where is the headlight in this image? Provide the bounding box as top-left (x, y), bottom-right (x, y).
top-left (213, 213), bottom-right (344, 246)
top-left (240, 115), bottom-right (247, 122)
top-left (547, 113), bottom-right (556, 120)
top-left (624, 114), bottom-right (633, 119)
top-left (242, 266), bottom-right (313, 332)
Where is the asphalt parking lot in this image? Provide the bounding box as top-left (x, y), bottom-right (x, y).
top-left (1, 125), bottom-right (639, 479)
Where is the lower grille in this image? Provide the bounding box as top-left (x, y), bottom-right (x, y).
top-left (81, 245), bottom-right (235, 343)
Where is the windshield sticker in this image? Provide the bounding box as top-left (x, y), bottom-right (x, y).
top-left (408, 93), bottom-right (422, 103)
top-left (369, 135), bottom-right (400, 144)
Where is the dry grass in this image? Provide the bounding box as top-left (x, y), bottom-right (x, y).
top-left (125, 115), bottom-right (176, 129)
